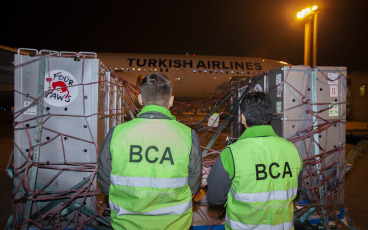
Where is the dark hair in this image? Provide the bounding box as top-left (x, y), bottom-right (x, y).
top-left (240, 92), bottom-right (272, 127)
top-left (140, 73), bottom-right (173, 107)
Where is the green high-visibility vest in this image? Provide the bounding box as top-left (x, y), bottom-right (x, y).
top-left (225, 126), bottom-right (302, 230)
top-left (109, 112), bottom-right (193, 230)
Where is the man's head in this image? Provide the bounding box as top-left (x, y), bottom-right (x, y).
top-left (138, 73), bottom-right (174, 108)
top-left (240, 92), bottom-right (272, 128)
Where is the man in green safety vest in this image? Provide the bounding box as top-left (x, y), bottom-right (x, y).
top-left (98, 73), bottom-right (202, 229)
top-left (207, 92), bottom-right (303, 230)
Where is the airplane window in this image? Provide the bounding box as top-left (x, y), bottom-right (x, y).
top-left (247, 71), bottom-right (250, 74)
top-left (193, 70), bottom-right (197, 73)
top-left (210, 70), bottom-right (213, 73)
top-left (226, 70), bottom-right (229, 74)
top-left (138, 68), bottom-right (141, 71)
top-left (166, 68), bottom-right (168, 72)
top-left (252, 71), bottom-right (255, 74)
top-left (127, 68), bottom-right (130, 71)
top-left (132, 68), bottom-right (135, 71)
top-left (114, 67), bottom-right (118, 71)
top-left (204, 70), bottom-right (207, 73)
top-left (220, 70), bottom-right (223, 74)
top-left (154, 68), bottom-right (157, 72)
top-left (199, 70), bottom-right (202, 73)
top-left (231, 70), bottom-right (234, 74)
top-left (160, 68), bottom-right (163, 72)
top-left (236, 71), bottom-right (239, 74)
top-left (242, 71), bottom-right (245, 74)
top-left (215, 70), bottom-right (218, 73)
top-left (360, 85), bottom-right (366, 97)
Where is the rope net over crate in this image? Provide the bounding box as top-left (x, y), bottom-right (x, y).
top-left (10, 51), bottom-right (140, 229)
top-left (9, 50), bottom-right (347, 229)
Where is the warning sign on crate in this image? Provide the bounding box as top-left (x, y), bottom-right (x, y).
top-left (43, 70), bottom-right (79, 107)
top-left (276, 73), bottom-right (282, 97)
top-left (329, 102), bottom-right (339, 117)
top-left (328, 73), bottom-right (339, 84)
top-left (23, 101), bottom-right (37, 115)
top-left (276, 101), bottom-right (282, 114)
top-left (330, 85), bottom-right (338, 97)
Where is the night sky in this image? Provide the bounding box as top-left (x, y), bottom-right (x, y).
top-left (2, 0), bottom-right (368, 71)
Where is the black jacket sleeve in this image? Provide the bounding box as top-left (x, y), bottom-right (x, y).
top-left (97, 128), bottom-right (114, 196)
top-left (206, 154), bottom-right (232, 206)
top-left (188, 129), bottom-right (203, 195)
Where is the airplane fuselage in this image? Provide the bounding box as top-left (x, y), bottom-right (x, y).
top-left (97, 53), bottom-right (288, 99)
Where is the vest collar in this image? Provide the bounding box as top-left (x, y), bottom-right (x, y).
top-left (138, 105), bottom-right (176, 120)
top-left (239, 125), bottom-right (277, 140)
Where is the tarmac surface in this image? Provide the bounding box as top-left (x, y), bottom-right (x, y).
top-left (0, 113), bottom-right (367, 229)
top-left (0, 113), bottom-right (14, 229)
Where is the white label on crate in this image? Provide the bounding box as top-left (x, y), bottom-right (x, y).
top-left (276, 101), bottom-right (282, 114)
top-left (330, 85), bottom-right (338, 97)
top-left (23, 101), bottom-right (37, 115)
top-left (328, 73), bottom-right (339, 84)
top-left (44, 70), bottom-right (79, 107)
top-left (276, 73), bottom-right (282, 97)
top-left (254, 84), bottom-right (263, 92)
top-left (329, 102), bottom-right (339, 117)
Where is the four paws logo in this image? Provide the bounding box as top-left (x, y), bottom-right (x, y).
top-left (44, 70), bottom-right (79, 107)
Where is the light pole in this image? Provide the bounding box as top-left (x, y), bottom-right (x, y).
top-left (297, 6), bottom-right (319, 66)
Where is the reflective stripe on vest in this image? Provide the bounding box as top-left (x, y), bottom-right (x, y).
top-left (230, 187), bottom-right (297, 203)
top-left (226, 215), bottom-right (293, 230)
top-left (111, 175), bottom-right (188, 188)
top-left (109, 200), bottom-right (192, 216)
